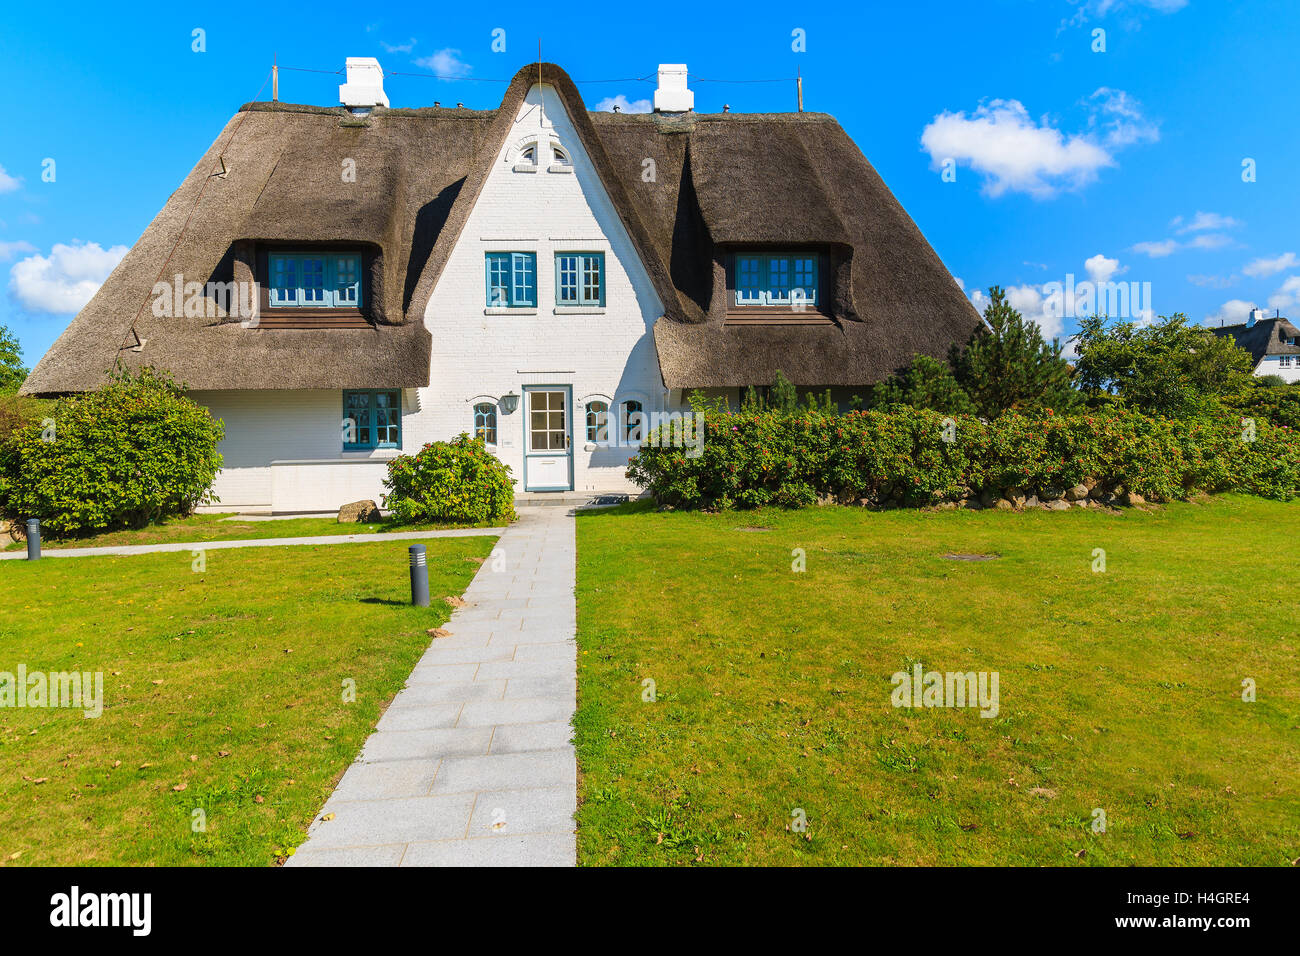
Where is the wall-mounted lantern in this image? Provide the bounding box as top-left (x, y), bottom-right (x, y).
top-left (499, 391), bottom-right (520, 414)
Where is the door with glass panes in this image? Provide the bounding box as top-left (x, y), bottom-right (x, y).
top-left (523, 386), bottom-right (573, 491)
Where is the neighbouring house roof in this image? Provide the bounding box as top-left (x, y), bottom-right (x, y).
top-left (21, 62), bottom-right (980, 396)
top-left (1209, 316), bottom-right (1300, 368)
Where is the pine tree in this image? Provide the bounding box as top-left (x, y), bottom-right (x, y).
top-left (954, 286), bottom-right (1078, 417)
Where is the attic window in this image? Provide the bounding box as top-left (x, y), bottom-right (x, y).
top-left (259, 249), bottom-right (370, 328)
top-left (549, 145), bottom-right (573, 173)
top-left (726, 252), bottom-right (831, 324)
top-left (513, 144), bottom-right (539, 173)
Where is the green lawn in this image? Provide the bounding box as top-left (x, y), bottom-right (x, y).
top-left (574, 494), bottom-right (1300, 866)
top-left (3, 512), bottom-right (502, 551)
top-left (0, 535), bottom-right (495, 865)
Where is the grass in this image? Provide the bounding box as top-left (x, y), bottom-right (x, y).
top-left (574, 494), bottom-right (1300, 866)
top-left (0, 535), bottom-right (496, 866)
top-left (3, 512), bottom-right (502, 551)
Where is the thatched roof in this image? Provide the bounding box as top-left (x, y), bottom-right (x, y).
top-left (22, 62), bottom-right (979, 395)
top-left (1209, 316), bottom-right (1300, 367)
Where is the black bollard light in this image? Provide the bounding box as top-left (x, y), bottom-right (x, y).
top-left (409, 544), bottom-right (429, 607)
top-left (25, 518), bottom-right (40, 561)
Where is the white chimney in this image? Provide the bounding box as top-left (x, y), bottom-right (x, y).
top-left (653, 64), bottom-right (693, 113)
top-left (1247, 308), bottom-right (1266, 328)
top-left (339, 57), bottom-right (389, 110)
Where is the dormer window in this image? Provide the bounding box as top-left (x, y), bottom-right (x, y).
top-left (257, 248), bottom-right (370, 328)
top-left (550, 145), bottom-right (572, 172)
top-left (726, 251), bottom-right (830, 325)
top-left (521, 145), bottom-right (536, 164)
top-left (270, 253), bottom-right (361, 307)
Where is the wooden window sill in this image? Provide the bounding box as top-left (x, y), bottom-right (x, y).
top-left (724, 313), bottom-right (835, 326)
top-left (257, 309), bottom-right (371, 329)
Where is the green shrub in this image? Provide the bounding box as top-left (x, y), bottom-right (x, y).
top-left (1230, 381), bottom-right (1300, 430)
top-left (0, 368), bottom-right (224, 537)
top-left (627, 407), bottom-right (1300, 509)
top-left (383, 434), bottom-right (516, 525)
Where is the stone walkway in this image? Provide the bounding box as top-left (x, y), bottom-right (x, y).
top-left (0, 527), bottom-right (503, 560)
top-left (287, 505), bottom-right (578, 867)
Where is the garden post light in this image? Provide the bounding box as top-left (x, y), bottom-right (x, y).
top-left (25, 518), bottom-right (40, 561)
top-left (409, 544), bottom-right (429, 607)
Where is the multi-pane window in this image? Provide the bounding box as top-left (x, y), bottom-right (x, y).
top-left (270, 253), bottom-right (362, 307)
top-left (343, 390), bottom-right (401, 450)
top-left (622, 400), bottom-right (644, 443)
top-left (529, 391), bottom-right (568, 451)
top-left (1281, 355), bottom-right (1294, 368)
top-left (474, 402), bottom-right (498, 445)
top-left (485, 252), bottom-right (537, 307)
top-left (585, 401), bottom-right (609, 443)
top-left (555, 253), bottom-right (605, 306)
top-left (732, 253), bottom-right (819, 308)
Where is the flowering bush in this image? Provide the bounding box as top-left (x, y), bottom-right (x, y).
top-left (0, 368), bottom-right (224, 537)
top-left (627, 407), bottom-right (1300, 510)
top-left (383, 434), bottom-right (516, 525)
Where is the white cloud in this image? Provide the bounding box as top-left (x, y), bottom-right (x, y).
top-left (1174, 211), bottom-right (1241, 234)
top-left (1186, 233), bottom-right (1232, 251)
top-left (1084, 253), bottom-right (1126, 283)
top-left (1132, 239), bottom-right (1178, 258)
top-left (381, 38), bottom-right (416, 53)
top-left (594, 94), bottom-right (652, 114)
top-left (8, 240), bottom-right (127, 314)
top-left (414, 48), bottom-right (471, 77)
top-left (1205, 299), bottom-right (1257, 326)
top-left (1267, 276), bottom-right (1300, 312)
top-left (0, 164), bottom-right (21, 193)
top-left (1066, 0), bottom-right (1189, 27)
top-left (1187, 273), bottom-right (1238, 289)
top-left (0, 240), bottom-right (37, 262)
top-left (1243, 252), bottom-right (1298, 278)
top-left (1088, 87), bottom-right (1159, 147)
top-left (921, 99), bottom-right (1113, 198)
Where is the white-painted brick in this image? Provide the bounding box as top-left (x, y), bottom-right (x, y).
top-left (196, 82), bottom-right (675, 512)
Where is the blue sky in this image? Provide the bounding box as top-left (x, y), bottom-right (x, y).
top-left (3, 0), bottom-right (1299, 368)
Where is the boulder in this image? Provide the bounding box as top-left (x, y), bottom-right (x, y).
top-left (995, 498), bottom-right (1014, 510)
top-left (1065, 484), bottom-right (1089, 502)
top-left (1043, 499), bottom-right (1070, 511)
top-left (1024, 495), bottom-right (1040, 509)
top-left (1121, 491), bottom-right (1146, 507)
top-left (337, 500), bottom-right (381, 523)
top-left (1088, 484), bottom-right (1107, 500)
top-left (1040, 486), bottom-right (1064, 501)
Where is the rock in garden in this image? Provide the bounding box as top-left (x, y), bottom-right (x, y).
top-left (1043, 499), bottom-right (1070, 511)
top-left (1122, 491), bottom-right (1146, 507)
top-left (1040, 486), bottom-right (1064, 501)
top-left (995, 499), bottom-right (1014, 510)
top-left (337, 500), bottom-right (381, 523)
top-left (1065, 484), bottom-right (1089, 501)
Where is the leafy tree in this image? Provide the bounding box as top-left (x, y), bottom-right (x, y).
top-left (1073, 313), bottom-right (1255, 418)
top-left (869, 354), bottom-right (974, 414)
top-left (953, 286), bottom-right (1078, 417)
top-left (0, 325), bottom-right (27, 395)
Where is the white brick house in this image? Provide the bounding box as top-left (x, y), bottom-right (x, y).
top-left (22, 60), bottom-right (981, 513)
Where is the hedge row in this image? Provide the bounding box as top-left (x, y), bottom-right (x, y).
top-left (626, 408), bottom-right (1300, 510)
